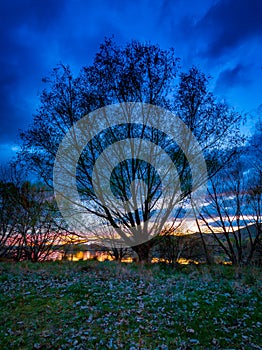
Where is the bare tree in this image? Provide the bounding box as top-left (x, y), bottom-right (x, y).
top-left (0, 168), bottom-right (22, 260)
top-left (13, 181), bottom-right (72, 262)
top-left (20, 40), bottom-right (243, 262)
top-left (1, 166), bottom-right (79, 262)
top-left (154, 234), bottom-right (186, 266)
top-left (196, 158), bottom-right (261, 266)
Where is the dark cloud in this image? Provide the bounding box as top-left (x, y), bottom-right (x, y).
top-left (215, 63), bottom-right (251, 91)
top-left (0, 0), bottom-right (67, 143)
top-left (0, 0), bottom-right (130, 154)
top-left (195, 0), bottom-right (262, 58)
top-left (0, 0), bottom-right (261, 165)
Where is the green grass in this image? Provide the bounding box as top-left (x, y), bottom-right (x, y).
top-left (0, 261), bottom-right (261, 349)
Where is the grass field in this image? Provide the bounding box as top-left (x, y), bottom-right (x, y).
top-left (0, 261), bottom-right (261, 349)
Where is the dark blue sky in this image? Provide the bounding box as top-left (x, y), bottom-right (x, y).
top-left (1, 0), bottom-right (262, 165)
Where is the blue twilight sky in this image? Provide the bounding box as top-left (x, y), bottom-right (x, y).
top-left (0, 0), bottom-right (262, 165)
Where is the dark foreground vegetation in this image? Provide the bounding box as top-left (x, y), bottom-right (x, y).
top-left (0, 261), bottom-right (261, 350)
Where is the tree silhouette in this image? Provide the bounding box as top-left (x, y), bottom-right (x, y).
top-left (20, 39), bottom-right (243, 262)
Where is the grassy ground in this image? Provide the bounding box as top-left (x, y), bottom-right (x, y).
top-left (0, 261), bottom-right (261, 350)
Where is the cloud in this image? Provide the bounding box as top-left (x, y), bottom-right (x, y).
top-left (0, 143), bottom-right (19, 166)
top-left (0, 0), bottom-right (67, 143)
top-left (215, 63), bottom-right (251, 91)
top-left (0, 0), bottom-right (261, 166)
top-left (195, 0), bottom-right (262, 58)
top-left (0, 0), bottom-right (178, 147)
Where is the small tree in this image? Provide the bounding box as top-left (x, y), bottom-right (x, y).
top-left (197, 156), bottom-right (261, 266)
top-left (1, 166), bottom-right (78, 262)
top-left (0, 170), bottom-right (21, 260)
top-left (154, 234), bottom-right (186, 265)
top-left (13, 181), bottom-right (67, 262)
